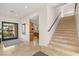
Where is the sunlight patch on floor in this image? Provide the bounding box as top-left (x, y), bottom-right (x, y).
top-left (2, 45), bottom-right (16, 51)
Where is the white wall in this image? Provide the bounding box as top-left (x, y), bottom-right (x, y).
top-left (75, 3), bottom-right (79, 39)
top-left (47, 5), bottom-right (61, 45)
top-left (20, 17), bottom-right (30, 42)
top-left (30, 5), bottom-right (60, 46)
top-left (38, 5), bottom-right (48, 45)
top-left (20, 5), bottom-right (61, 46)
top-left (59, 3), bottom-right (75, 17)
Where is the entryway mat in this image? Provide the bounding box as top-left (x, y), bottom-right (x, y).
top-left (33, 51), bottom-right (48, 56)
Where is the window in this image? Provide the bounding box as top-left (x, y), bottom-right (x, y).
top-left (2, 22), bottom-right (18, 41)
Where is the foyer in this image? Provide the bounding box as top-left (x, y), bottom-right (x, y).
top-left (0, 3), bottom-right (79, 56)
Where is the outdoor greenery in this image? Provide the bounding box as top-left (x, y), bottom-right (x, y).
top-left (0, 32), bottom-right (1, 35)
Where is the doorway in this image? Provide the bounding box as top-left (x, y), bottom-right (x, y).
top-left (29, 16), bottom-right (39, 47)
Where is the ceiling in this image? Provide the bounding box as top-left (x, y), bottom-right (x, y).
top-left (0, 3), bottom-right (64, 19)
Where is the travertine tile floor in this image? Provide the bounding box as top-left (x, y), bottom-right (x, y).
top-left (0, 43), bottom-right (40, 56)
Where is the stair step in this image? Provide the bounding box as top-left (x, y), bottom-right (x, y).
top-left (41, 46), bottom-right (70, 56)
top-left (55, 31), bottom-right (75, 33)
top-left (53, 35), bottom-right (75, 38)
top-left (54, 32), bottom-right (74, 35)
top-left (57, 27), bottom-right (75, 29)
top-left (48, 44), bottom-right (79, 55)
top-left (55, 30), bottom-right (75, 32)
top-left (52, 37), bottom-right (75, 41)
top-left (59, 22), bottom-right (74, 24)
top-left (58, 25), bottom-right (74, 26)
top-left (50, 41), bottom-right (79, 51)
top-left (54, 32), bottom-right (75, 34)
top-left (53, 35), bottom-right (75, 39)
top-left (58, 21), bottom-right (74, 23)
top-left (50, 39), bottom-right (79, 47)
top-left (56, 28), bottom-right (74, 31)
top-left (51, 38), bottom-right (78, 44)
top-left (59, 24), bottom-right (74, 25)
top-left (60, 20), bottom-right (74, 21)
top-left (53, 33), bottom-right (75, 37)
top-left (56, 28), bottom-right (74, 29)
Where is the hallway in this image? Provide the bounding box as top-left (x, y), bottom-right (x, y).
top-left (40, 16), bottom-right (79, 56)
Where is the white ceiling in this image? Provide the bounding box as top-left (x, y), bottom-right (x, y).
top-left (0, 3), bottom-right (64, 19)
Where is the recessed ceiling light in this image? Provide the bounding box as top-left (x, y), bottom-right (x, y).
top-left (25, 6), bottom-right (28, 8)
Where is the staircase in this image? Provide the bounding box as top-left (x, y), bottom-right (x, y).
top-left (41, 16), bottom-right (79, 56)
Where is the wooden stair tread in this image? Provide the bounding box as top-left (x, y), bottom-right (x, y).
top-left (48, 45), bottom-right (79, 56)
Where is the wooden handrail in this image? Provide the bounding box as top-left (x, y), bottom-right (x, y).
top-left (48, 13), bottom-right (61, 32)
